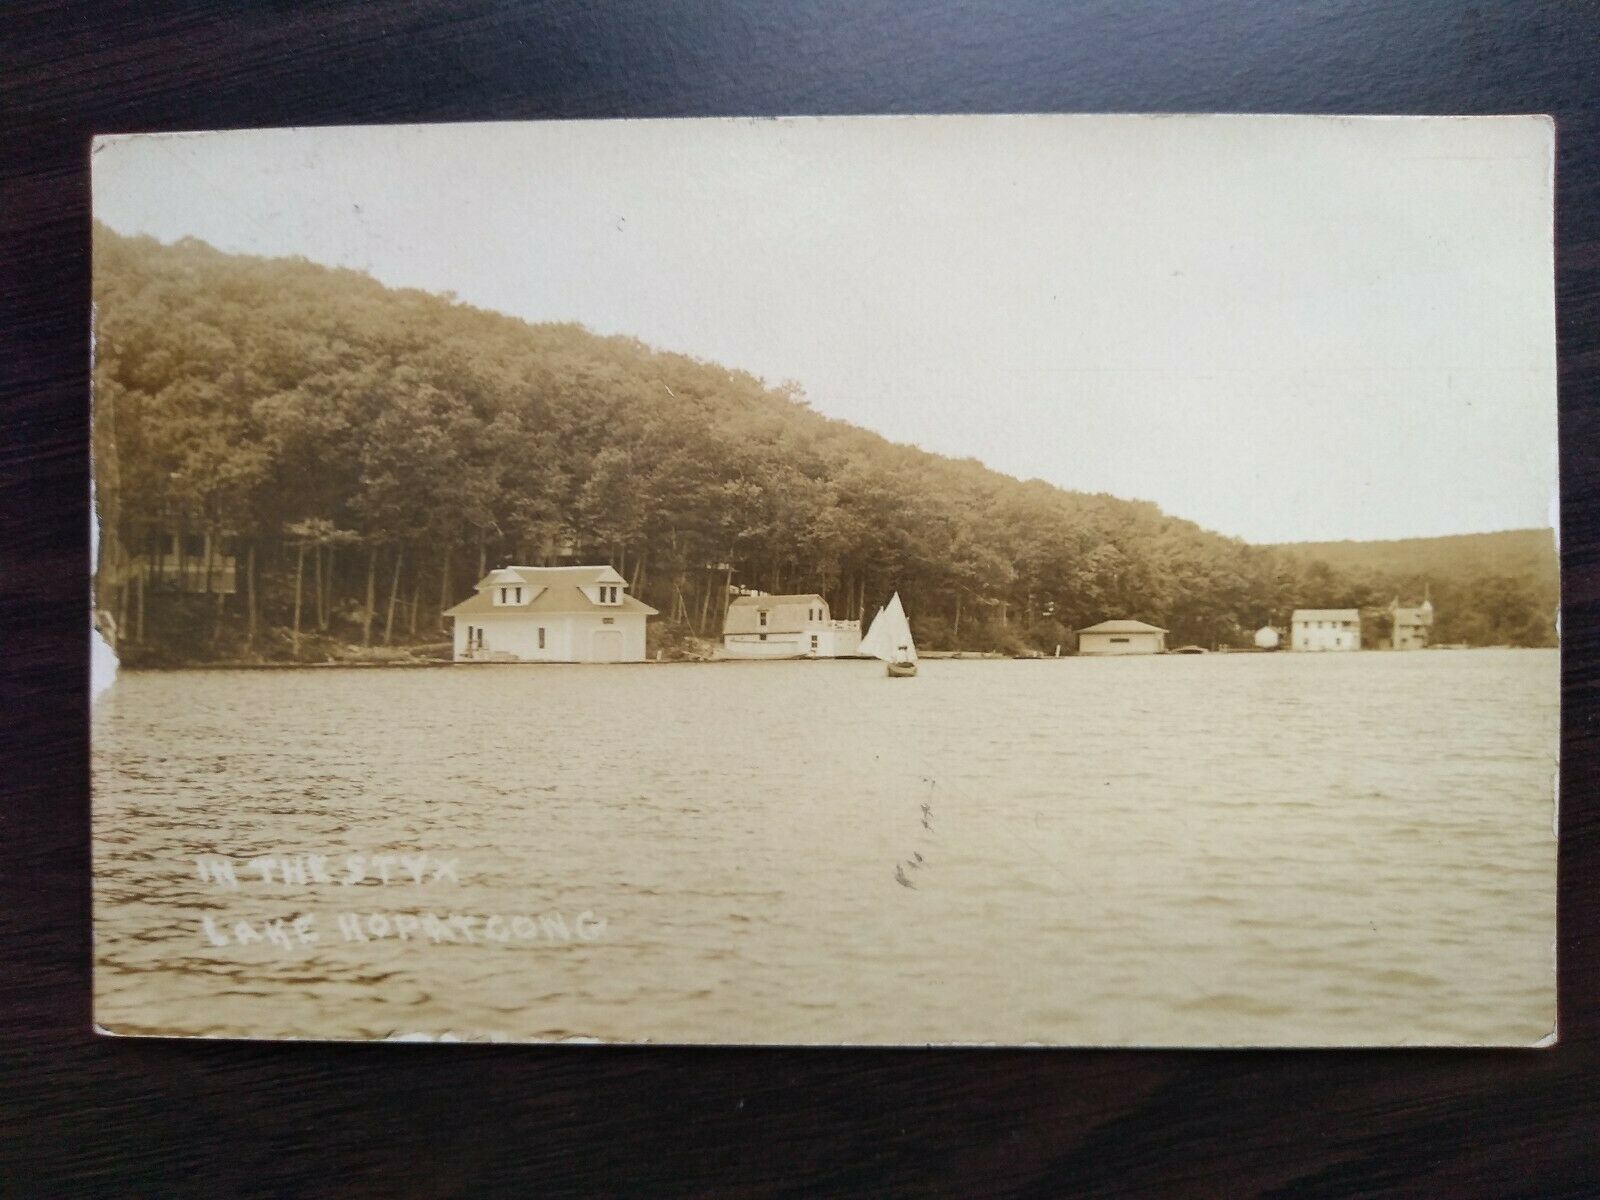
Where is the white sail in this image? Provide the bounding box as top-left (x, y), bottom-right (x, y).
top-left (883, 592), bottom-right (917, 664)
top-left (857, 604), bottom-right (891, 659)
top-left (859, 593), bottom-right (916, 663)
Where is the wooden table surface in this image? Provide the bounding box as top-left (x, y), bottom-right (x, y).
top-left (3, 3), bottom-right (1596, 1195)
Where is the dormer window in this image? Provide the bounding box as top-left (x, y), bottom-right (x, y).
top-left (599, 585), bottom-right (619, 604)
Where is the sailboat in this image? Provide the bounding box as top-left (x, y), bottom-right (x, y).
top-left (858, 592), bottom-right (918, 677)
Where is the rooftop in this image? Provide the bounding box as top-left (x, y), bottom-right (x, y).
top-left (729, 593), bottom-right (826, 607)
top-left (444, 564), bottom-right (658, 618)
top-left (484, 565), bottom-right (624, 586)
top-left (1078, 619), bottom-right (1168, 634)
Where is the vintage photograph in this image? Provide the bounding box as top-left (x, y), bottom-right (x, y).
top-left (90, 115), bottom-right (1558, 1045)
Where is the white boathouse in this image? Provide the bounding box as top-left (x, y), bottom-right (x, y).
top-left (445, 565), bottom-right (657, 663)
top-left (721, 593), bottom-right (861, 658)
top-left (1077, 619), bottom-right (1168, 655)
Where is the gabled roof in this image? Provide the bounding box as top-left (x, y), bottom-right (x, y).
top-left (1392, 607), bottom-right (1430, 624)
top-left (729, 593), bottom-right (826, 607)
top-left (490, 565), bottom-right (625, 587)
top-left (1077, 619), bottom-right (1167, 634)
top-left (444, 564), bottom-right (657, 618)
top-left (1291, 609), bottom-right (1360, 621)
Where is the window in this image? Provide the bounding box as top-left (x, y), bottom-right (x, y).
top-left (514, 586), bottom-right (522, 604)
top-left (1111, 637), bottom-right (1130, 644)
top-left (759, 633), bottom-right (767, 642)
top-left (810, 635), bottom-right (819, 650)
top-left (598, 584), bottom-right (619, 604)
top-left (758, 610), bottom-right (768, 627)
top-left (498, 587), bottom-right (508, 604)
top-left (538, 627), bottom-right (545, 649)
top-left (602, 617), bottom-right (615, 625)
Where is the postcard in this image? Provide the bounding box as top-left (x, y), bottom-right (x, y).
top-left (90, 114), bottom-right (1558, 1045)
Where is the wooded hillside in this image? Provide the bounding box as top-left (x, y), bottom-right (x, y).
top-left (1271, 530), bottom-right (1559, 647)
top-left (90, 228), bottom-right (1558, 662)
top-left (1273, 529), bottom-right (1557, 584)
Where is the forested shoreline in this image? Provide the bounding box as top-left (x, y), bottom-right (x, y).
top-left (90, 228), bottom-right (1559, 665)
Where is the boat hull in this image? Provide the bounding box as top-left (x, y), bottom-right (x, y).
top-left (886, 660), bottom-right (918, 678)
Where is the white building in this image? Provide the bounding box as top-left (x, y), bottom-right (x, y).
top-left (1389, 595), bottom-right (1435, 650)
top-left (1254, 625), bottom-right (1281, 650)
top-left (722, 593), bottom-right (861, 658)
top-left (103, 524), bottom-right (238, 595)
top-left (1077, 619), bottom-right (1167, 655)
top-left (1290, 609), bottom-right (1360, 652)
top-left (444, 565), bottom-right (657, 662)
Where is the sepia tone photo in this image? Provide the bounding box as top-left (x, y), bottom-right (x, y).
top-left (89, 115), bottom-right (1558, 1045)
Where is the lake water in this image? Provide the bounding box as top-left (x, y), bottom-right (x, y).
top-left (92, 649), bottom-right (1558, 1046)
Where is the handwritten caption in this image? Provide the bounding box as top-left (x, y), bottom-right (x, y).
top-left (190, 852), bottom-right (607, 954)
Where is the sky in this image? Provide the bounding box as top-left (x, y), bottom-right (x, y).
top-left (92, 115), bottom-right (1557, 544)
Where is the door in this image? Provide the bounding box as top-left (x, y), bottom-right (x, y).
top-left (591, 628), bottom-right (625, 662)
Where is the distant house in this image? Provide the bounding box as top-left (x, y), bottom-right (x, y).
top-left (1254, 625), bottom-right (1281, 650)
top-left (1291, 609), bottom-right (1360, 651)
top-left (722, 593), bottom-right (861, 659)
top-left (1389, 595), bottom-right (1435, 650)
top-left (444, 565), bottom-right (657, 663)
top-left (1077, 619), bottom-right (1167, 655)
top-left (103, 525), bottom-right (238, 595)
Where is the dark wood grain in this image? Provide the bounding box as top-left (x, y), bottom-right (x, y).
top-left (3, 3), bottom-right (1597, 1195)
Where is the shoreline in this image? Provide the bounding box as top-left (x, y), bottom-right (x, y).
top-left (109, 645), bottom-right (1535, 672)
top-left (120, 649), bottom-right (1034, 671)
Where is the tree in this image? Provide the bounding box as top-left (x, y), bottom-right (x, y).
top-left (90, 225), bottom-right (1561, 663)
top-left (284, 519), bottom-right (358, 658)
